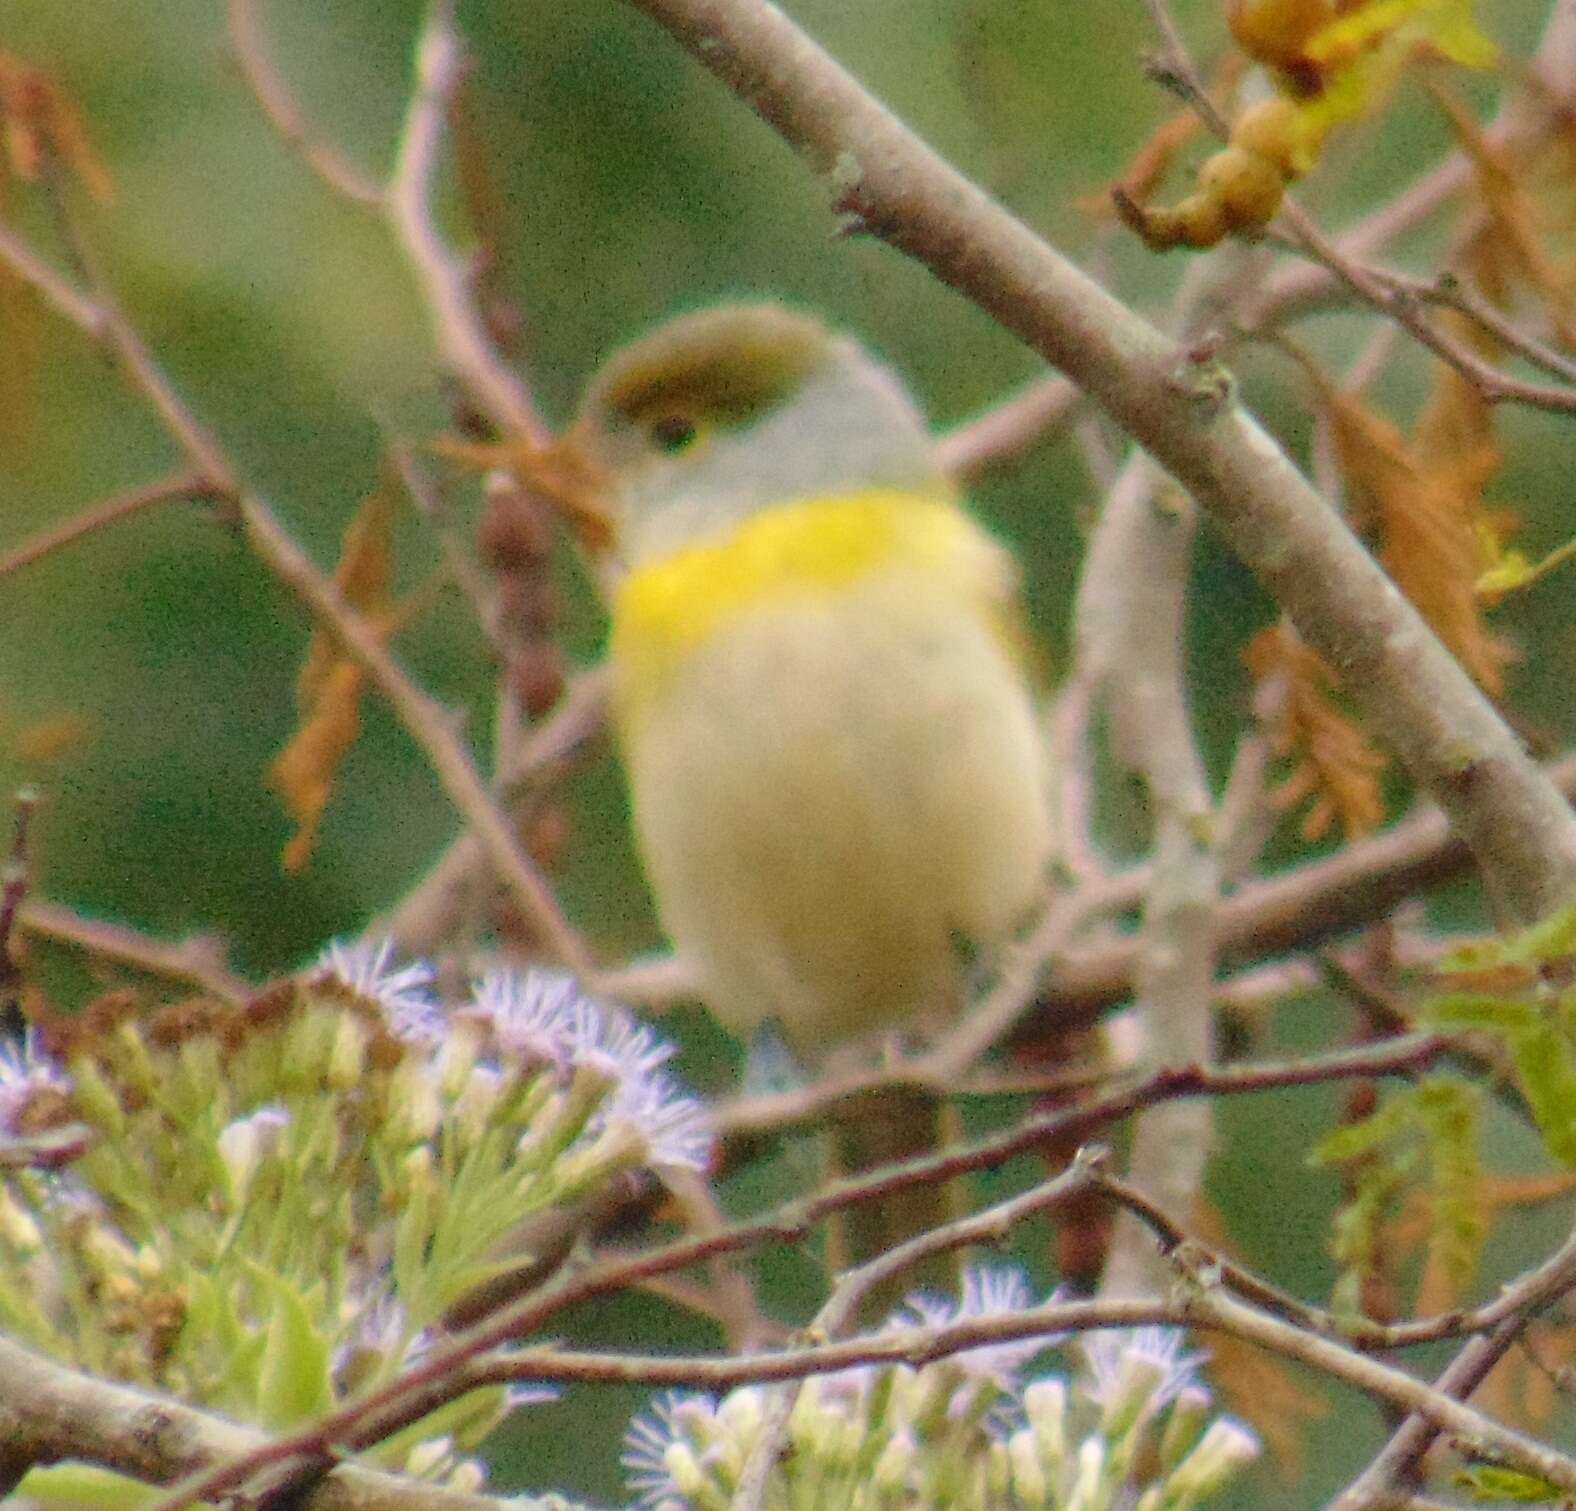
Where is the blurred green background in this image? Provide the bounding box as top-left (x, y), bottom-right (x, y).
top-left (2, 0), bottom-right (1574, 1504)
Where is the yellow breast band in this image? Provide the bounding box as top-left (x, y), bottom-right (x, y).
top-left (611, 489), bottom-right (976, 700)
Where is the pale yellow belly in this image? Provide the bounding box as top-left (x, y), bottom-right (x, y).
top-left (616, 570), bottom-right (1049, 1049)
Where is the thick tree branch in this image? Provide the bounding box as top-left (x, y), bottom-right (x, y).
top-left (0, 1337), bottom-right (505, 1511)
top-left (612, 0), bottom-right (1576, 928)
top-left (1081, 453), bottom-right (1219, 1299)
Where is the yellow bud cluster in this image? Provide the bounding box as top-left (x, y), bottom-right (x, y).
top-left (1117, 97), bottom-right (1310, 249)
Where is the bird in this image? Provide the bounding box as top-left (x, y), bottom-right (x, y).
top-left (566, 302), bottom-right (1051, 1275)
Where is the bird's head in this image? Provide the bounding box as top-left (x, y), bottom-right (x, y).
top-left (567, 303), bottom-right (949, 564)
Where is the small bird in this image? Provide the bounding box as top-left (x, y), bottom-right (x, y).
top-left (569, 303), bottom-right (1051, 1269)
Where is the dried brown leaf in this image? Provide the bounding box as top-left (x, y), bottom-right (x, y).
top-left (267, 467), bottom-right (402, 873)
top-left (0, 51), bottom-right (112, 202)
top-left (1323, 375), bottom-right (1510, 695)
top-left (271, 659), bottom-right (363, 874)
top-left (1244, 621), bottom-right (1388, 841)
top-left (1478, 1169), bottom-right (1576, 1207)
top-left (1432, 83), bottom-right (1576, 349)
top-left (1412, 1239), bottom-right (1457, 1317)
top-left (1479, 1321), bottom-right (1576, 1433)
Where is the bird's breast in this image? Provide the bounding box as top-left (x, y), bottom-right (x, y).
top-left (606, 490), bottom-right (1049, 1045)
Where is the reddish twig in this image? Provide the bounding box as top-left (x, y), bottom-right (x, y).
top-left (0, 200), bottom-right (589, 975)
top-left (138, 1028), bottom-right (1479, 1511)
top-left (1273, 203), bottom-right (1576, 416)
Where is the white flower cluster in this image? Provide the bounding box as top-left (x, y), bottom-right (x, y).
top-left (316, 939), bottom-right (714, 1175)
top-left (624, 1267), bottom-right (1258, 1511)
top-left (0, 938), bottom-right (713, 1485)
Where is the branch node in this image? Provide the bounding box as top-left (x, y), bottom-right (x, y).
top-left (1165, 342), bottom-right (1236, 418)
top-left (1071, 1142), bottom-right (1113, 1177)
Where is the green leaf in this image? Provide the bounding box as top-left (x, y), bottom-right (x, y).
top-left (1505, 1022), bottom-right (1576, 1167)
top-left (1454, 1464), bottom-right (1567, 1503)
top-left (375, 1385), bottom-right (514, 1463)
top-left (249, 1262), bottom-right (334, 1428)
top-left (1309, 1094), bottom-right (1413, 1165)
top-left (1428, 992), bottom-right (1539, 1034)
top-left (12, 1463), bottom-right (162, 1510)
top-left (1314, 1079), bottom-right (1486, 1310)
top-left (1414, 1078), bottom-right (1485, 1289)
top-left (1478, 535), bottom-right (1576, 600)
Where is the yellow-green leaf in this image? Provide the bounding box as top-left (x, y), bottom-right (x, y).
top-left (1505, 1022), bottom-right (1576, 1168)
top-left (11, 1463), bottom-right (160, 1510)
top-left (1478, 535), bottom-right (1576, 601)
top-left (250, 1263), bottom-right (335, 1428)
top-left (1454, 1464), bottom-right (1566, 1503)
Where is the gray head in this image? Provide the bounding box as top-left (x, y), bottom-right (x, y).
top-left (570, 304), bottom-right (950, 564)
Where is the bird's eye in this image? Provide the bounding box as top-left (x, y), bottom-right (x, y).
top-left (648, 413), bottom-right (701, 455)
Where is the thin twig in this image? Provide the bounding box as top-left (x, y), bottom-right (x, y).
top-left (225, 0), bottom-right (382, 206)
top-left (0, 194), bottom-right (588, 973)
top-left (377, 666), bottom-right (610, 958)
top-left (729, 1155), bottom-right (1102, 1511)
top-left (239, 496), bottom-right (590, 969)
top-left (1332, 1232), bottom-right (1576, 1507)
top-left (137, 1022), bottom-right (1548, 1511)
top-left (1139, 0), bottom-right (1230, 137)
top-left (1273, 203), bottom-right (1576, 416)
top-left (918, 869), bottom-right (1145, 1079)
top-left (1033, 750), bottom-right (1576, 1034)
top-left (1189, 1281), bottom-right (1576, 1499)
top-left (1248, 2), bottom-right (1576, 332)
top-left (385, 1), bottom-right (546, 444)
top-left (0, 473), bottom-right (213, 580)
top-left (387, 441), bottom-right (507, 658)
top-left (1134, 0), bottom-right (1576, 417)
top-left (1373, 265), bottom-right (1576, 388)
top-left (936, 372), bottom-right (1080, 481)
top-left (451, 1281), bottom-right (1576, 1502)
top-left (14, 901), bottom-right (251, 1006)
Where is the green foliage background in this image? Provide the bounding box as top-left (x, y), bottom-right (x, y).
top-left (2, 0), bottom-right (1574, 1505)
